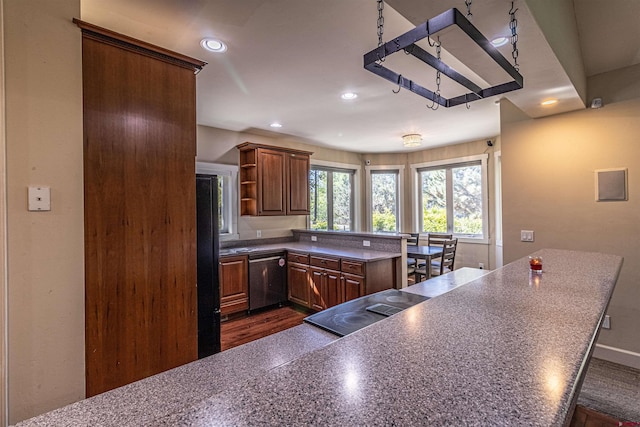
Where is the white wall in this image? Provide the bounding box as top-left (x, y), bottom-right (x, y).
top-left (5, 0), bottom-right (85, 423)
top-left (501, 97), bottom-right (640, 361)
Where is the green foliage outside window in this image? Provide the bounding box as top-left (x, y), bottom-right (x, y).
top-left (372, 209), bottom-right (397, 232)
top-left (454, 216), bottom-right (482, 234)
top-left (309, 168), bottom-right (353, 231)
top-left (422, 206), bottom-right (447, 233)
top-left (421, 163), bottom-right (483, 237)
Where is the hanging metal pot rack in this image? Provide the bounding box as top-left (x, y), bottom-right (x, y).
top-left (363, 2), bottom-right (523, 109)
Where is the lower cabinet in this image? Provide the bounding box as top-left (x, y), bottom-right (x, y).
top-left (343, 273), bottom-right (364, 303)
top-left (288, 252), bottom-right (391, 311)
top-left (310, 266), bottom-right (342, 311)
top-left (287, 260), bottom-right (311, 307)
top-left (219, 255), bottom-right (249, 315)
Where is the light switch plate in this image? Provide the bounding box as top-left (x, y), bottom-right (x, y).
top-left (28, 186), bottom-right (51, 211)
top-left (520, 230), bottom-right (534, 242)
top-left (363, 240), bottom-right (371, 247)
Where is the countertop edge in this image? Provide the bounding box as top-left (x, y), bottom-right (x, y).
top-left (220, 242), bottom-right (401, 262)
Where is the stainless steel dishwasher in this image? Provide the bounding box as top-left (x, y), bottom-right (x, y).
top-left (248, 252), bottom-right (287, 311)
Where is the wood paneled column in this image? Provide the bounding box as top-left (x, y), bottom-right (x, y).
top-left (75, 20), bottom-right (206, 396)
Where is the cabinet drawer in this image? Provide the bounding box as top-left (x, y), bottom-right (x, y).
top-left (310, 255), bottom-right (340, 271)
top-left (287, 252), bottom-right (309, 264)
top-left (341, 259), bottom-right (365, 276)
top-left (221, 298), bottom-right (248, 315)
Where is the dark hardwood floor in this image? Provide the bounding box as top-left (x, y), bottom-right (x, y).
top-left (220, 305), bottom-right (308, 351)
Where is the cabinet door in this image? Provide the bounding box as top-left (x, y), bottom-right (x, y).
top-left (310, 267), bottom-right (326, 311)
top-left (343, 273), bottom-right (364, 303)
top-left (257, 148), bottom-right (286, 215)
top-left (219, 256), bottom-right (249, 315)
top-left (287, 153), bottom-right (310, 215)
top-left (325, 269), bottom-right (343, 308)
top-left (288, 262), bottom-right (310, 307)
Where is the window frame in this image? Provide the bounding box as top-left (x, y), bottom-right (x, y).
top-left (309, 159), bottom-right (360, 232)
top-left (365, 165), bottom-right (404, 232)
top-left (411, 154), bottom-right (489, 244)
top-left (196, 162), bottom-right (239, 241)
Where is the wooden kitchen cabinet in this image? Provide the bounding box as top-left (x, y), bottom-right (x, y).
top-left (78, 20), bottom-right (206, 396)
top-left (309, 267), bottom-right (325, 311)
top-left (343, 273), bottom-right (365, 303)
top-left (287, 261), bottom-right (311, 307)
top-left (257, 147), bottom-right (286, 215)
top-left (287, 153), bottom-right (311, 215)
top-left (237, 142), bottom-right (312, 216)
top-left (309, 255), bottom-right (342, 310)
top-left (219, 255), bottom-right (249, 315)
top-left (288, 253), bottom-right (393, 311)
top-left (310, 266), bottom-right (342, 311)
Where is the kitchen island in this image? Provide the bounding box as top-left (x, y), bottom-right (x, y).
top-left (17, 249), bottom-right (622, 426)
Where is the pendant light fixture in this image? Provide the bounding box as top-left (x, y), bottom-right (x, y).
top-left (364, 1), bottom-right (523, 108)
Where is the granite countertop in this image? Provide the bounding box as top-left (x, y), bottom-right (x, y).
top-left (220, 242), bottom-right (401, 262)
top-left (16, 325), bottom-right (337, 427)
top-left (18, 249), bottom-right (622, 426)
top-left (401, 267), bottom-right (491, 298)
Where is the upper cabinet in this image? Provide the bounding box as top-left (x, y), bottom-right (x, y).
top-left (237, 143), bottom-right (312, 216)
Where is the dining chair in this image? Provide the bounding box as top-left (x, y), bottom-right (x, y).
top-left (430, 238), bottom-right (458, 277)
top-left (427, 232), bottom-right (453, 247)
top-left (415, 232), bottom-right (452, 269)
top-left (406, 233), bottom-right (420, 282)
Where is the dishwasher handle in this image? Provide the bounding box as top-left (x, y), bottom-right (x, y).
top-left (248, 255), bottom-right (284, 263)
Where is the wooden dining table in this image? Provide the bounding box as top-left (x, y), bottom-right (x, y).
top-left (406, 245), bottom-right (444, 280)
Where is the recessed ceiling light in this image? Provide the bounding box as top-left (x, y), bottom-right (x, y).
top-left (200, 38), bottom-right (227, 53)
top-left (541, 99), bottom-right (558, 106)
top-left (341, 92), bottom-right (358, 100)
top-left (269, 122), bottom-right (283, 128)
top-left (491, 36), bottom-right (509, 47)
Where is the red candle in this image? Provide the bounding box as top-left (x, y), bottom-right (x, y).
top-left (529, 256), bottom-right (543, 272)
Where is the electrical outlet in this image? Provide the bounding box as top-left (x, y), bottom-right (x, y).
top-left (479, 263), bottom-right (484, 269)
top-left (311, 235), bottom-right (317, 242)
top-left (520, 230), bottom-right (534, 242)
top-left (256, 230), bottom-right (262, 238)
top-left (602, 315), bottom-right (611, 329)
top-left (363, 240), bottom-right (371, 247)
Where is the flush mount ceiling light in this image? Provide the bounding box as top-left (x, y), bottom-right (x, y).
top-left (364, 1), bottom-right (523, 109)
top-left (402, 134), bottom-right (423, 147)
top-left (269, 122), bottom-right (283, 128)
top-left (541, 99), bottom-right (558, 106)
top-left (341, 92), bottom-right (358, 100)
top-left (200, 38), bottom-right (227, 53)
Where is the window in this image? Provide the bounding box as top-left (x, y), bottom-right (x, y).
top-left (413, 155), bottom-right (488, 241)
top-left (310, 166), bottom-right (355, 231)
top-left (196, 162), bottom-right (238, 240)
top-left (366, 166), bottom-right (404, 232)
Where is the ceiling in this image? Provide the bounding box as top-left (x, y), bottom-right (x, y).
top-left (80, 0), bottom-right (640, 153)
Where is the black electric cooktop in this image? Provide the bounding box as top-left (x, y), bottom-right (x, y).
top-left (304, 289), bottom-right (429, 337)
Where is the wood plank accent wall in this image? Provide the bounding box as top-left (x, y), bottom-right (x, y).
top-left (76, 20), bottom-right (206, 397)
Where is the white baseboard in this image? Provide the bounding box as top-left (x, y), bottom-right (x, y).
top-left (593, 344), bottom-right (640, 370)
